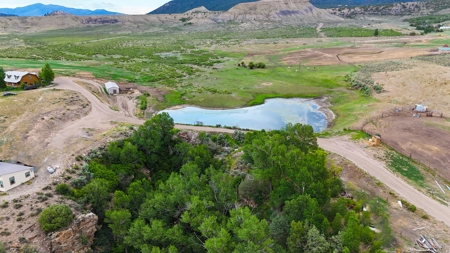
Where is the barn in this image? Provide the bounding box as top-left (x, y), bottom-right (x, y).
top-left (105, 81), bottom-right (119, 95)
top-left (4, 71), bottom-right (40, 87)
top-left (0, 162), bottom-right (35, 192)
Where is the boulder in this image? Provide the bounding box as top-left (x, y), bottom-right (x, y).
top-left (49, 213), bottom-right (98, 253)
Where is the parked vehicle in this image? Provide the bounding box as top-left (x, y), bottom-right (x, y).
top-left (2, 92), bottom-right (17, 96)
top-left (47, 166), bottom-right (55, 174)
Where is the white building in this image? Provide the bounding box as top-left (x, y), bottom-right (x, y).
top-left (105, 81), bottom-right (119, 95)
top-left (0, 162), bottom-right (35, 192)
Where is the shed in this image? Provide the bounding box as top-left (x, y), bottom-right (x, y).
top-left (105, 81), bottom-right (119, 95)
top-left (0, 162), bottom-right (35, 192)
top-left (414, 104), bottom-right (428, 112)
top-left (4, 71), bottom-right (40, 87)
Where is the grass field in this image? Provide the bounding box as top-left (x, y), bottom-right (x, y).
top-left (0, 24), bottom-right (390, 130)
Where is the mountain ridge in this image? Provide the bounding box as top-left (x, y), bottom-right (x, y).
top-left (150, 0), bottom-right (420, 14)
top-left (0, 3), bottom-right (121, 17)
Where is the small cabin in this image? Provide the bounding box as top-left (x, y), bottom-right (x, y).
top-left (4, 71), bottom-right (40, 87)
top-left (0, 162), bottom-right (35, 192)
top-left (105, 81), bottom-right (119, 95)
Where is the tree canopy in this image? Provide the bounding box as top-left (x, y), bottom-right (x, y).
top-left (66, 114), bottom-right (391, 252)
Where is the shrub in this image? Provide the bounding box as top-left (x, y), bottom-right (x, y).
top-left (248, 62), bottom-right (255, 69)
top-left (407, 204), bottom-right (417, 212)
top-left (38, 204), bottom-right (73, 233)
top-left (20, 244), bottom-right (39, 253)
top-left (0, 201), bottom-right (8, 209)
top-left (56, 183), bottom-right (72, 196)
top-left (42, 185), bottom-right (52, 191)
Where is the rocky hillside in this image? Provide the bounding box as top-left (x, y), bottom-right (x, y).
top-left (215, 0), bottom-right (341, 22)
top-left (151, 0), bottom-right (420, 14)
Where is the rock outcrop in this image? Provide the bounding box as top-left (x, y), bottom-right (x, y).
top-left (185, 6), bottom-right (212, 14)
top-left (49, 213), bottom-right (98, 253)
top-left (215, 0), bottom-right (341, 22)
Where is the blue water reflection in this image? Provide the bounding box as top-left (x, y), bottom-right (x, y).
top-left (160, 98), bottom-right (328, 132)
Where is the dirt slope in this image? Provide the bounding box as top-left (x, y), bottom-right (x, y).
top-left (318, 137), bottom-right (450, 228)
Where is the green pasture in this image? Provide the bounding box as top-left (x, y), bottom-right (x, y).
top-left (0, 25), bottom-right (383, 130)
top-left (322, 27), bottom-right (403, 37)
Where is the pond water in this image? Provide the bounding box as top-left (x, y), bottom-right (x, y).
top-left (160, 98), bottom-right (329, 132)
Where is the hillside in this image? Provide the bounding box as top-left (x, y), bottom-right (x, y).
top-left (0, 3), bottom-right (120, 16)
top-left (151, 0), bottom-right (421, 14)
top-left (150, 0), bottom-right (258, 14)
top-left (215, 0), bottom-right (341, 22)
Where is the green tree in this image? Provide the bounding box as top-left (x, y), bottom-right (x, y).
top-left (82, 179), bottom-right (110, 219)
top-left (227, 207), bottom-right (275, 252)
top-left (342, 211), bottom-right (361, 253)
top-left (0, 67), bottom-right (6, 90)
top-left (55, 183), bottom-right (73, 196)
top-left (105, 209), bottom-right (132, 242)
top-left (248, 62), bottom-right (255, 69)
top-left (304, 226), bottom-right (329, 253)
top-left (112, 190), bottom-right (130, 209)
top-left (374, 29), bottom-right (379, 36)
top-left (38, 204), bottom-right (73, 233)
top-left (39, 63), bottom-right (54, 86)
top-left (287, 220), bottom-right (306, 253)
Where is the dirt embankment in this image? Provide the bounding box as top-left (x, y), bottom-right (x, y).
top-left (319, 136), bottom-right (450, 228)
top-left (330, 152), bottom-right (449, 250)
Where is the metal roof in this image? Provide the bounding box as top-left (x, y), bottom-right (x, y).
top-left (105, 81), bottom-right (119, 90)
top-left (0, 162), bottom-right (33, 176)
top-left (4, 71), bottom-right (38, 84)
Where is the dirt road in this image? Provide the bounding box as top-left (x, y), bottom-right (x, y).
top-left (318, 137), bottom-right (450, 228)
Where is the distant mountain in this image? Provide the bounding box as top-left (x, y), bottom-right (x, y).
top-left (0, 3), bottom-right (121, 16)
top-left (149, 0), bottom-right (258, 14)
top-left (0, 13), bottom-right (17, 16)
top-left (150, 0), bottom-right (421, 14)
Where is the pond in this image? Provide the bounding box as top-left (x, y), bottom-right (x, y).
top-left (160, 98), bottom-right (329, 132)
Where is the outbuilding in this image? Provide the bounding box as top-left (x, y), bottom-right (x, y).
top-left (105, 81), bottom-right (119, 95)
top-left (0, 162), bottom-right (35, 192)
top-left (4, 71), bottom-right (40, 87)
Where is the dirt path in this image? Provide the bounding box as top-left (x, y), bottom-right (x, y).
top-left (2, 77), bottom-right (239, 201)
top-left (316, 22), bottom-right (325, 38)
top-left (318, 137), bottom-right (450, 228)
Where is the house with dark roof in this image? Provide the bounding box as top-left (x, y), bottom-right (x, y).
top-left (0, 162), bottom-right (35, 191)
top-left (4, 71), bottom-right (40, 87)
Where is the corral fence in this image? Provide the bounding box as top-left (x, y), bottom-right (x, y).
top-left (348, 105), bottom-right (449, 174)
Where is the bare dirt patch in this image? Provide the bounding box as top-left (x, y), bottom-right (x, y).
top-left (373, 61), bottom-right (450, 113)
top-left (364, 114), bottom-right (450, 182)
top-left (282, 47), bottom-right (432, 66)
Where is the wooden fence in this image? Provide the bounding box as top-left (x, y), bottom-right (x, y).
top-left (348, 105), bottom-right (448, 174)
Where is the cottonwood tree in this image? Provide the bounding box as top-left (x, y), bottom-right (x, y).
top-left (39, 63), bottom-right (55, 86)
top-left (0, 67), bottom-right (6, 90)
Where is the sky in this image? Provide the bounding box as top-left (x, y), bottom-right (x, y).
top-left (0, 0), bottom-right (170, 14)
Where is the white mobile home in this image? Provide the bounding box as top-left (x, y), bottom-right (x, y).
top-left (0, 162), bottom-right (35, 192)
top-left (105, 81), bottom-right (119, 95)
